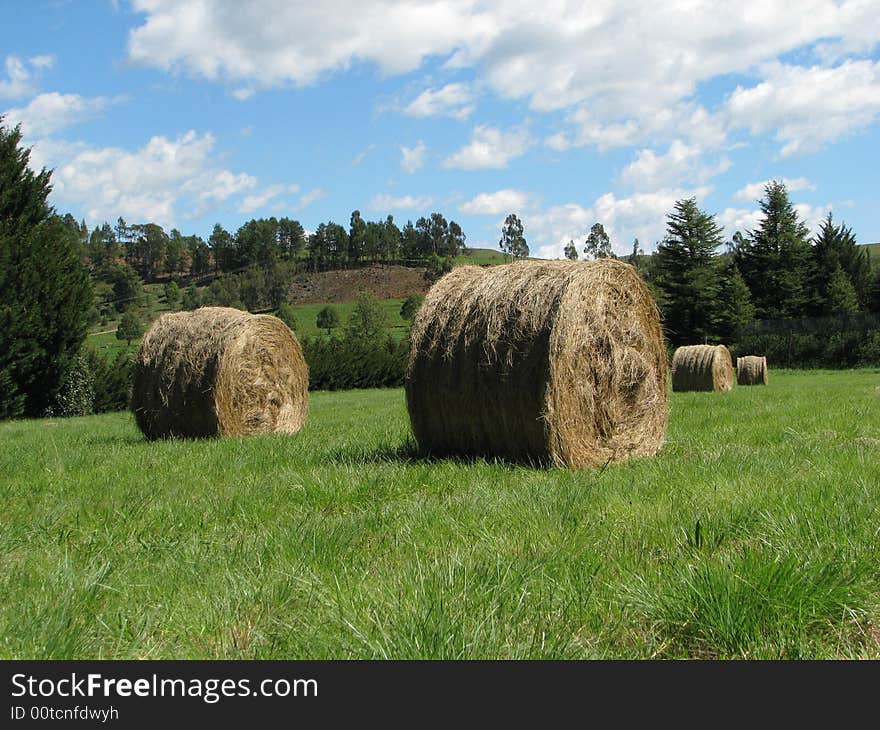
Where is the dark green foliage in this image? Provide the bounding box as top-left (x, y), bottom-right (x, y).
top-left (400, 294), bottom-right (424, 322)
top-left (499, 213), bottom-right (529, 259)
top-left (116, 312), bottom-right (144, 346)
top-left (85, 349), bottom-right (133, 413)
top-left (424, 254), bottom-right (453, 284)
top-left (563, 240), bottom-right (578, 260)
top-left (277, 303), bottom-right (298, 331)
top-left (302, 335), bottom-right (409, 390)
top-left (346, 293), bottom-right (390, 341)
top-left (736, 313), bottom-right (880, 367)
top-left (163, 280), bottom-right (181, 309)
top-left (316, 305), bottom-right (340, 336)
top-left (735, 181), bottom-right (813, 319)
top-left (50, 354), bottom-right (95, 417)
top-left (810, 213), bottom-right (868, 313)
top-left (583, 222), bottom-right (612, 259)
top-left (0, 118), bottom-right (93, 418)
top-left (825, 266), bottom-right (859, 315)
top-left (108, 263), bottom-right (142, 312)
top-left (712, 258), bottom-right (755, 343)
top-left (182, 285), bottom-right (201, 311)
top-left (653, 198), bottom-right (726, 346)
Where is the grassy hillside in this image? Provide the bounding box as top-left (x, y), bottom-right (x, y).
top-left (1, 369), bottom-right (879, 659)
top-left (287, 298), bottom-right (411, 341)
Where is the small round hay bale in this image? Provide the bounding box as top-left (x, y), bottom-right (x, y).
top-left (131, 306), bottom-right (308, 439)
top-left (737, 355), bottom-right (768, 386)
top-left (405, 259), bottom-right (668, 469)
top-left (671, 344), bottom-right (735, 392)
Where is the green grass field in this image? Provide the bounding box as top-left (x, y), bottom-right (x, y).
top-left (285, 298), bottom-right (411, 341)
top-left (2, 370), bottom-right (879, 659)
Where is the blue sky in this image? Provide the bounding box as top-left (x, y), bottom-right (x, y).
top-left (2, 0), bottom-right (879, 257)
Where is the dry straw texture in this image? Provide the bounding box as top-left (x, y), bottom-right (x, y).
top-left (671, 344), bottom-right (735, 392)
top-left (737, 355), bottom-right (769, 385)
top-left (132, 307), bottom-right (308, 439)
top-left (405, 258), bottom-right (668, 469)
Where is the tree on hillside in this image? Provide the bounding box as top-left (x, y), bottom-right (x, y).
top-left (734, 180), bottom-right (813, 319)
top-left (316, 305), bottom-right (340, 336)
top-left (0, 117), bottom-right (93, 418)
top-left (653, 198), bottom-right (725, 346)
top-left (400, 294), bottom-right (424, 322)
top-left (583, 222), bottom-right (613, 259)
top-left (345, 293), bottom-right (389, 342)
top-left (109, 263), bottom-right (142, 312)
top-left (424, 254), bottom-right (453, 283)
top-left (277, 303), bottom-right (298, 332)
top-left (163, 280), bottom-right (181, 309)
top-left (349, 210), bottom-right (367, 262)
top-left (116, 312), bottom-right (144, 347)
top-left (563, 240), bottom-right (578, 260)
top-left (209, 223), bottom-right (236, 272)
top-left (499, 213), bottom-right (529, 259)
top-left (182, 285), bottom-right (201, 311)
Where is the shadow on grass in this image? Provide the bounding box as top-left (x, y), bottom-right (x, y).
top-left (325, 437), bottom-right (560, 472)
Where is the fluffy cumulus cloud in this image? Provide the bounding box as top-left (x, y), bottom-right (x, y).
top-left (725, 59), bottom-right (880, 157)
top-left (126, 1), bottom-right (880, 155)
top-left (3, 92), bottom-right (125, 137)
top-left (400, 141), bottom-right (427, 174)
top-left (460, 189), bottom-right (530, 215)
top-left (368, 193), bottom-right (433, 211)
top-left (0, 55), bottom-right (54, 100)
top-left (29, 131), bottom-right (257, 227)
top-left (733, 177), bottom-right (816, 202)
top-left (404, 82), bottom-right (475, 119)
top-left (443, 124), bottom-right (531, 169)
top-left (621, 140), bottom-right (731, 190)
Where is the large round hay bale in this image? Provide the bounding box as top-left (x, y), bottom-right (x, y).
top-left (131, 307), bottom-right (308, 439)
top-left (405, 259), bottom-right (668, 468)
top-left (737, 355), bottom-right (768, 385)
top-left (671, 344), bottom-right (735, 392)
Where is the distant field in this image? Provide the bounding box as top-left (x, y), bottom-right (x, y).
top-left (287, 298), bottom-right (411, 341)
top-left (2, 369), bottom-right (879, 659)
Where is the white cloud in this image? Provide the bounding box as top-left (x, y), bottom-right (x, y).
top-left (443, 125), bottom-right (531, 170)
top-left (733, 177), bottom-right (817, 202)
top-left (460, 189), bottom-right (531, 216)
top-left (368, 193), bottom-right (433, 211)
top-left (351, 144), bottom-right (376, 166)
top-left (239, 183), bottom-right (301, 214)
top-left (127, 0), bottom-right (484, 89)
top-left (293, 187), bottom-right (326, 212)
top-left (400, 141), bottom-right (427, 174)
top-left (29, 130), bottom-right (257, 227)
top-left (404, 82), bottom-right (474, 119)
top-left (526, 187), bottom-right (710, 259)
top-left (726, 60), bottom-right (880, 157)
top-left (3, 92), bottom-right (125, 137)
top-left (621, 140), bottom-right (731, 190)
top-left (0, 55), bottom-right (53, 100)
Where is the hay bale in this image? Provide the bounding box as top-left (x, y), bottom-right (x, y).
top-left (737, 355), bottom-right (768, 385)
top-left (131, 306), bottom-right (308, 439)
top-left (405, 259), bottom-right (668, 468)
top-left (671, 344), bottom-right (735, 392)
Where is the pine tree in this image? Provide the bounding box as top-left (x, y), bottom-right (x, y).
top-left (711, 259), bottom-right (755, 343)
top-left (653, 198), bottom-right (724, 346)
top-left (810, 212), bottom-right (867, 314)
top-left (0, 118), bottom-right (93, 417)
top-left (734, 180), bottom-right (813, 319)
top-left (825, 265), bottom-right (859, 314)
top-left (116, 312), bottom-right (144, 347)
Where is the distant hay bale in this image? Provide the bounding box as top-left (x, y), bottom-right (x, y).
top-left (405, 259), bottom-right (668, 469)
top-left (737, 355), bottom-right (769, 386)
top-left (671, 344), bottom-right (735, 392)
top-left (131, 307), bottom-right (308, 439)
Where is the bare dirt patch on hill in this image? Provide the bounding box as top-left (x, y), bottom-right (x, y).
top-left (287, 264), bottom-right (430, 305)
